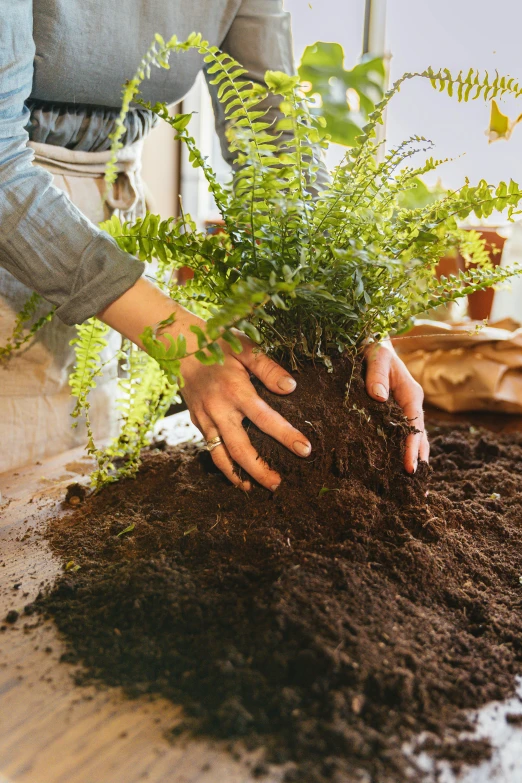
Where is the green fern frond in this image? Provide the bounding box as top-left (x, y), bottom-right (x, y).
top-left (357, 67), bottom-right (522, 155)
top-left (101, 344), bottom-right (178, 481)
top-left (0, 293), bottom-right (56, 361)
top-left (68, 318), bottom-right (113, 485)
top-left (413, 263), bottom-right (521, 315)
top-left (69, 318), bottom-right (110, 417)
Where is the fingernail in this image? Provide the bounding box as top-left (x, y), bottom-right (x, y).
top-left (270, 483), bottom-right (280, 492)
top-left (372, 383), bottom-right (388, 400)
top-left (278, 376), bottom-right (296, 392)
top-left (294, 441), bottom-right (311, 457)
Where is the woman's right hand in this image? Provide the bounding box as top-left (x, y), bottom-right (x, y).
top-left (180, 324), bottom-right (312, 491)
top-left (99, 277), bottom-right (312, 491)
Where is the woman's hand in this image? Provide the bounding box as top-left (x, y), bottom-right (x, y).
top-left (181, 329), bottom-right (311, 491)
top-left (98, 278), bottom-right (311, 491)
top-left (99, 279), bottom-right (427, 486)
top-left (364, 341), bottom-right (429, 473)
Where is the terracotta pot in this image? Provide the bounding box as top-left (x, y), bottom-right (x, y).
top-left (176, 265), bottom-right (195, 285)
top-left (435, 228), bottom-right (506, 321)
top-left (462, 228), bottom-right (506, 320)
top-left (435, 252), bottom-right (463, 280)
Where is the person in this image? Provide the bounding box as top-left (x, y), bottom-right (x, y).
top-left (0, 0), bottom-right (429, 486)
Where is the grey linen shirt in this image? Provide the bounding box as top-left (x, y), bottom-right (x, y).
top-left (0, 0), bottom-right (295, 325)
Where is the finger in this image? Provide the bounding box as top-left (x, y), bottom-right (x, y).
top-left (395, 383), bottom-right (425, 474)
top-left (210, 443), bottom-right (252, 491)
top-left (385, 353), bottom-right (427, 473)
top-left (188, 409), bottom-right (203, 433)
top-left (237, 342), bottom-right (297, 395)
top-left (364, 343), bottom-right (392, 401)
top-left (242, 396), bottom-right (311, 458)
top-left (198, 412), bottom-right (251, 490)
top-left (212, 409), bottom-right (282, 491)
top-left (404, 429), bottom-right (424, 474)
top-left (420, 430), bottom-right (430, 464)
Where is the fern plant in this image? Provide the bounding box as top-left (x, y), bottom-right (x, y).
top-left (3, 32), bottom-right (522, 486)
top-left (105, 35), bottom-right (522, 361)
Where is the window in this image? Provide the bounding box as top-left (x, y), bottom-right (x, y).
top-left (386, 0), bottom-right (522, 191)
top-left (285, 0), bottom-right (367, 64)
top-left (180, 0), bottom-right (368, 224)
top-left (182, 1), bottom-right (522, 218)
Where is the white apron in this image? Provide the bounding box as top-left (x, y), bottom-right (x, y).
top-left (0, 141), bottom-right (145, 474)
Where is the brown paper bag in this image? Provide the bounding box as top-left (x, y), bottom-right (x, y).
top-left (393, 319), bottom-right (522, 413)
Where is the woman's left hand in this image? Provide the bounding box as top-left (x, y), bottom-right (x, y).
top-left (364, 341), bottom-right (429, 473)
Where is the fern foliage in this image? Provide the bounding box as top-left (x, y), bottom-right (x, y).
top-left (67, 318), bottom-right (114, 483)
top-left (0, 293), bottom-right (55, 362)
top-left (104, 37), bottom-right (522, 365)
top-left (105, 342), bottom-right (179, 479)
top-left (3, 33), bottom-right (522, 486)
top-left (69, 318), bottom-right (109, 422)
top-left (101, 39), bottom-right (522, 477)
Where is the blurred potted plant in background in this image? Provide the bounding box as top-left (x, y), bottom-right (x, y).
top-left (459, 99), bottom-right (522, 320)
top-left (298, 41), bottom-right (385, 145)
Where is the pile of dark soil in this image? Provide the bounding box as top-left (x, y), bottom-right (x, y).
top-left (31, 362), bottom-right (522, 782)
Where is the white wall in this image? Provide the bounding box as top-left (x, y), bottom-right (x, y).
top-left (386, 0), bottom-right (522, 191)
top-left (283, 0), bottom-right (366, 62)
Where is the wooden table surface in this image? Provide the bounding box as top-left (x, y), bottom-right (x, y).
top-left (0, 415), bottom-right (277, 783)
top-left (2, 410), bottom-right (522, 783)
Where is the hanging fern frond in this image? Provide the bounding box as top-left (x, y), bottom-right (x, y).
top-left (101, 344), bottom-right (179, 481)
top-left (356, 67), bottom-right (522, 156)
top-left (425, 66), bottom-right (522, 103)
top-left (69, 318), bottom-right (110, 420)
top-left (0, 293), bottom-right (56, 361)
top-left (68, 318), bottom-right (113, 484)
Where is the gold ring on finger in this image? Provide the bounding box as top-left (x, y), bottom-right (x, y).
top-left (206, 436), bottom-right (223, 452)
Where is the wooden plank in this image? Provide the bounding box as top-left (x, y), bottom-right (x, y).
top-left (0, 417), bottom-right (277, 783)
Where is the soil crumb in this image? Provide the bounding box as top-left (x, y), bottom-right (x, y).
top-left (33, 363), bottom-right (522, 782)
top-left (419, 735), bottom-right (492, 773)
top-left (505, 712), bottom-right (522, 726)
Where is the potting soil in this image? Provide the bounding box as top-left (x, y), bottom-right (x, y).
top-left (31, 363), bottom-right (522, 782)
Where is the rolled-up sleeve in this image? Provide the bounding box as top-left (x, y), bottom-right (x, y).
top-left (0, 0), bottom-right (144, 326)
